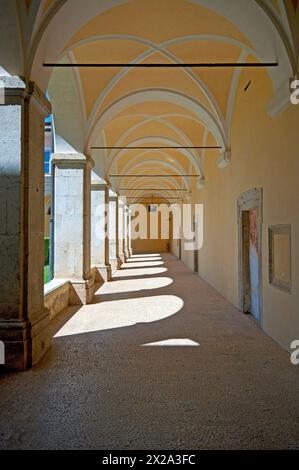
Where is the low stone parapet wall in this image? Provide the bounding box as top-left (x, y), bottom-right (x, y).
top-left (44, 280), bottom-right (71, 320)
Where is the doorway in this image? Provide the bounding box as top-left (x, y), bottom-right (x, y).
top-left (238, 189), bottom-right (263, 323)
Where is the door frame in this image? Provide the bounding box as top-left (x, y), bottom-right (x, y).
top-left (237, 188), bottom-right (263, 324)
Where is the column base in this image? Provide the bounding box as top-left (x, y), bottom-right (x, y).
top-left (69, 277), bottom-right (95, 305)
top-left (109, 258), bottom-right (119, 274)
top-left (0, 308), bottom-right (52, 371)
top-left (95, 264), bottom-right (112, 283)
top-left (117, 256), bottom-right (123, 269)
top-left (119, 254), bottom-right (125, 264)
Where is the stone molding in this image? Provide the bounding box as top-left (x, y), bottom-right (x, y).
top-left (0, 77), bottom-right (51, 116)
top-left (91, 173), bottom-right (109, 189)
top-left (51, 152), bottom-right (94, 168)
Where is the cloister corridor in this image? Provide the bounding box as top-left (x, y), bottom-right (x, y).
top-left (0, 253), bottom-right (298, 450)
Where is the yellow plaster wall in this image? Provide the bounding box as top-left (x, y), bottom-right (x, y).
top-left (132, 203), bottom-right (170, 253)
top-left (179, 68), bottom-right (299, 350)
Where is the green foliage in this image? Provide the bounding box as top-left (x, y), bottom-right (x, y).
top-left (44, 237), bottom-right (50, 266)
top-left (44, 237), bottom-right (50, 284)
top-left (44, 265), bottom-right (50, 284)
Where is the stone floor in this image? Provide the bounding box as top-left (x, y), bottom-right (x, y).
top-left (1, 253), bottom-right (299, 450)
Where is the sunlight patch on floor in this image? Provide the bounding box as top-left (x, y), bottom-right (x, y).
top-left (142, 339), bottom-right (200, 347)
top-left (131, 254), bottom-right (161, 258)
top-left (121, 261), bottom-right (164, 268)
top-left (126, 257), bottom-right (162, 263)
top-left (54, 295), bottom-right (184, 338)
top-left (97, 277), bottom-right (173, 295)
top-left (113, 267), bottom-right (167, 278)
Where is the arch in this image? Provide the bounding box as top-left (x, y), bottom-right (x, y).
top-left (67, 34), bottom-right (230, 131)
top-left (124, 183), bottom-right (185, 200)
top-left (129, 193), bottom-right (180, 204)
top-left (115, 166), bottom-right (189, 198)
top-left (124, 185), bottom-right (185, 204)
top-left (105, 136), bottom-right (204, 178)
top-left (61, 32), bottom-right (266, 135)
top-left (88, 89), bottom-right (227, 152)
top-left (116, 158), bottom-right (192, 191)
top-left (105, 114), bottom-right (205, 163)
top-left (28, 0), bottom-right (294, 91)
top-left (48, 57), bottom-right (86, 154)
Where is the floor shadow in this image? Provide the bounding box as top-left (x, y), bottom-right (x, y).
top-left (0, 253), bottom-right (298, 450)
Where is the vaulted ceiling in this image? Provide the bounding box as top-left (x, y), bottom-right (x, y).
top-left (3, 0), bottom-right (298, 201)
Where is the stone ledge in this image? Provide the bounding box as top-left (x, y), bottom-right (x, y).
top-left (44, 269), bottom-right (103, 321)
top-left (44, 278), bottom-right (70, 295)
top-left (44, 280), bottom-right (71, 321)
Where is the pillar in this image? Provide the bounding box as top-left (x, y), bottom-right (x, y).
top-left (91, 175), bottom-right (111, 282)
top-left (124, 205), bottom-right (130, 260)
top-left (109, 190), bottom-right (120, 273)
top-left (0, 78), bottom-right (52, 370)
top-left (52, 153), bottom-right (95, 304)
top-left (118, 197), bottom-right (125, 264)
top-left (128, 208), bottom-right (133, 256)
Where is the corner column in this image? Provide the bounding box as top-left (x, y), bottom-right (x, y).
top-left (0, 78), bottom-right (52, 370)
top-left (52, 153), bottom-right (95, 304)
top-left (91, 176), bottom-right (111, 282)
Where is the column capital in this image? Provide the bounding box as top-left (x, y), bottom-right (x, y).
top-left (0, 75), bottom-right (26, 96)
top-left (0, 77), bottom-right (51, 117)
top-left (118, 196), bottom-right (126, 207)
top-left (27, 81), bottom-right (52, 117)
top-left (109, 189), bottom-right (118, 200)
top-left (51, 152), bottom-right (94, 168)
top-left (91, 173), bottom-right (109, 189)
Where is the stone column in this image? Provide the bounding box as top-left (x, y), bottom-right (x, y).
top-left (128, 208), bottom-right (133, 257)
top-left (0, 78), bottom-right (52, 370)
top-left (91, 175), bottom-right (111, 282)
top-left (118, 197), bottom-right (125, 264)
top-left (52, 153), bottom-right (95, 304)
top-left (124, 205), bottom-right (130, 260)
top-left (109, 190), bottom-right (120, 273)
